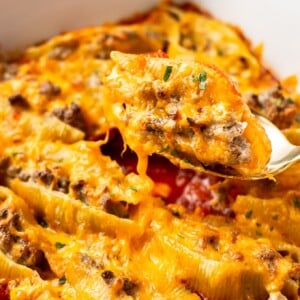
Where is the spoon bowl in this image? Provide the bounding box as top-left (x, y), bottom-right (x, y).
top-left (207, 113), bottom-right (300, 180)
top-left (251, 114), bottom-right (300, 179)
top-left (156, 111), bottom-right (300, 180)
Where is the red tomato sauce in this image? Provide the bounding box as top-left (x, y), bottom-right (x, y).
top-left (0, 283), bottom-right (9, 300)
top-left (101, 129), bottom-right (237, 215)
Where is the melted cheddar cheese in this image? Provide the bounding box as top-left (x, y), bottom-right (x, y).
top-left (103, 51), bottom-right (271, 177)
top-left (0, 2), bottom-right (299, 300)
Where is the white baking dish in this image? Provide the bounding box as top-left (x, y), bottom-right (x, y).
top-left (0, 0), bottom-right (300, 80)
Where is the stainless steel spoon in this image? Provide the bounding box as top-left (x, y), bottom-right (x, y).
top-left (251, 114), bottom-right (300, 179)
top-left (201, 113), bottom-right (300, 180)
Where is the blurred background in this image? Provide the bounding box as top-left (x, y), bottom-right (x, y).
top-left (0, 0), bottom-right (299, 80)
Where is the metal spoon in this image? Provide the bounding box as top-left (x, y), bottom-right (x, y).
top-left (251, 114), bottom-right (300, 179)
top-left (200, 113), bottom-right (300, 180)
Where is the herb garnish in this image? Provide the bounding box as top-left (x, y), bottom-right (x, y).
top-left (193, 70), bottom-right (207, 90)
top-left (11, 152), bottom-right (23, 158)
top-left (129, 186), bottom-right (138, 192)
top-left (158, 145), bottom-right (170, 153)
top-left (58, 275), bottom-right (67, 285)
top-left (293, 197), bottom-right (300, 208)
top-left (170, 149), bottom-right (179, 157)
top-left (55, 242), bottom-right (66, 249)
top-left (245, 210), bottom-right (253, 219)
top-left (163, 66), bottom-right (173, 81)
top-left (217, 49), bottom-right (224, 56)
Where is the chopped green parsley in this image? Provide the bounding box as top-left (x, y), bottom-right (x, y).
top-left (58, 275), bottom-right (67, 285)
top-left (193, 70), bottom-right (207, 90)
top-left (170, 149), bottom-right (179, 157)
top-left (217, 49), bottom-right (224, 56)
top-left (55, 242), bottom-right (66, 249)
top-left (163, 65), bottom-right (173, 81)
top-left (129, 186), bottom-right (138, 192)
top-left (158, 145), bottom-right (170, 153)
top-left (183, 158), bottom-right (190, 164)
top-left (245, 210), bottom-right (253, 219)
top-left (293, 197), bottom-right (300, 208)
